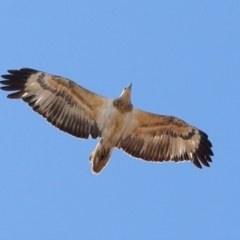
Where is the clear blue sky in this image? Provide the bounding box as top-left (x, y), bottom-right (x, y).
top-left (0, 1), bottom-right (239, 239)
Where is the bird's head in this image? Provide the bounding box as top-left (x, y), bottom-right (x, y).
top-left (119, 83), bottom-right (132, 103)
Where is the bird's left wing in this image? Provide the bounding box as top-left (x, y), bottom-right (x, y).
top-left (116, 108), bottom-right (213, 168)
top-left (1, 68), bottom-right (111, 139)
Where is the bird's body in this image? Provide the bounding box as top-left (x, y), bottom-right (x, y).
top-left (1, 68), bottom-right (213, 174)
top-left (89, 99), bottom-right (133, 173)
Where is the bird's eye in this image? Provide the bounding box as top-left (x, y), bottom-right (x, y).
top-left (124, 87), bottom-right (127, 90)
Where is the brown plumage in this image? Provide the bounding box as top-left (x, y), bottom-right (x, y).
top-left (1, 68), bottom-right (213, 174)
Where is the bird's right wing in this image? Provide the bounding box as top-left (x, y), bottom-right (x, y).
top-left (1, 68), bottom-right (111, 139)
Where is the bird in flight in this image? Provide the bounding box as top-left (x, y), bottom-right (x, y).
top-left (1, 68), bottom-right (213, 174)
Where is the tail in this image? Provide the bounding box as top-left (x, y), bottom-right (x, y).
top-left (89, 143), bottom-right (113, 174)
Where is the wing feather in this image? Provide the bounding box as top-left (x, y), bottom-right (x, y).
top-left (1, 68), bottom-right (111, 139)
top-left (117, 108), bottom-right (213, 168)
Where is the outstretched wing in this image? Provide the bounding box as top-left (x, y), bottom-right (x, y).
top-left (1, 68), bottom-right (111, 139)
top-left (116, 108), bottom-right (213, 168)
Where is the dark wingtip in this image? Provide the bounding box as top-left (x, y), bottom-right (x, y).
top-left (1, 68), bottom-right (39, 99)
top-left (19, 68), bottom-right (38, 73)
top-left (193, 129), bottom-right (213, 169)
top-left (206, 155), bottom-right (212, 162)
top-left (7, 91), bottom-right (25, 99)
top-left (192, 157), bottom-right (202, 169)
top-left (201, 160), bottom-right (210, 167)
top-left (4, 68), bottom-right (38, 76)
top-left (198, 129), bottom-right (208, 139)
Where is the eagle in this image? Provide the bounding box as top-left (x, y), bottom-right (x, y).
top-left (1, 68), bottom-right (213, 174)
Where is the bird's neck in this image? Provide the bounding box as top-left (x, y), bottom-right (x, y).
top-left (113, 98), bottom-right (133, 113)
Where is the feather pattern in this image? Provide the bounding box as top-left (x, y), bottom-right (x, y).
top-left (117, 108), bottom-right (213, 168)
top-left (1, 68), bottom-right (110, 139)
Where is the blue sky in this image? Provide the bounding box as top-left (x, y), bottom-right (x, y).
top-left (0, 1), bottom-right (239, 239)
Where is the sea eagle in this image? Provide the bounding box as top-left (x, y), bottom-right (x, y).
top-left (0, 68), bottom-right (213, 174)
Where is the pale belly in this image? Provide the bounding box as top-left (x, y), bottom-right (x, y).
top-left (101, 109), bottom-right (132, 148)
